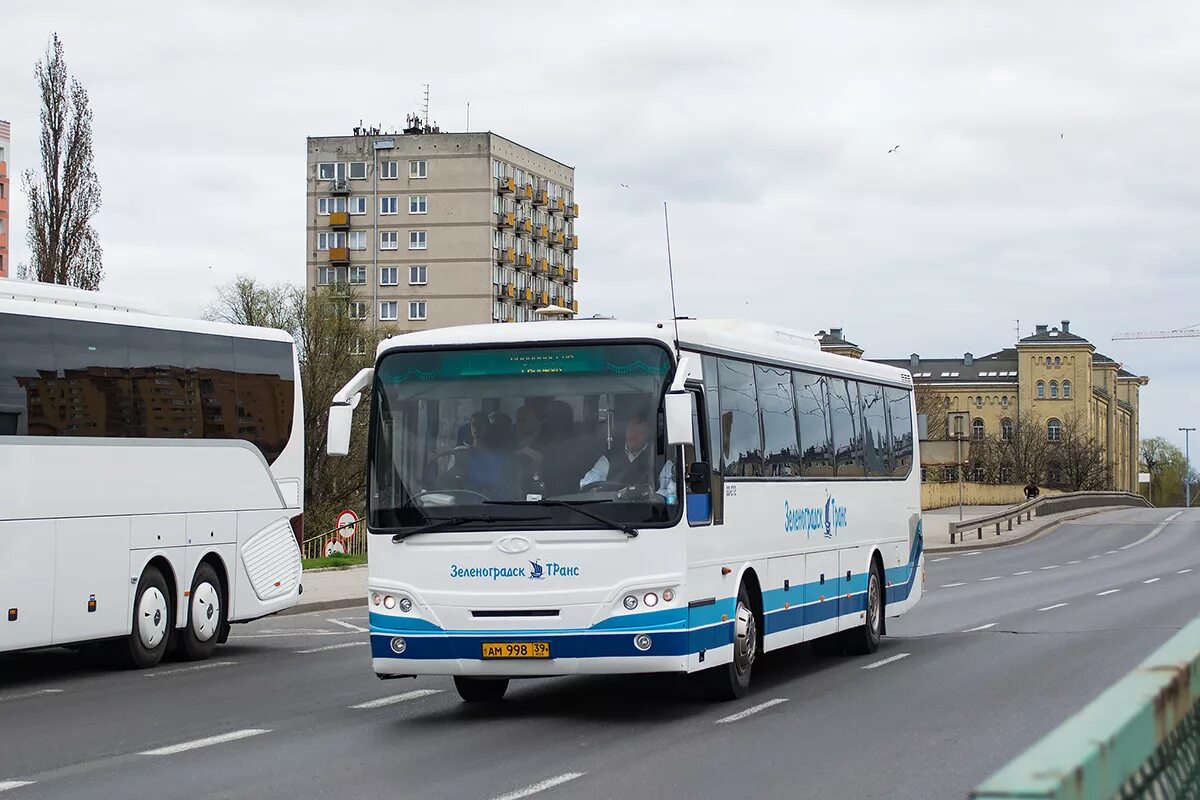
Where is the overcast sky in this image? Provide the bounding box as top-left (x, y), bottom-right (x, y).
top-left (3, 1), bottom-right (1198, 444)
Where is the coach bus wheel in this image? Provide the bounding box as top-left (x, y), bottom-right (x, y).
top-left (178, 562), bottom-right (225, 662)
top-left (114, 565), bottom-right (173, 669)
top-left (454, 676), bottom-right (509, 702)
top-left (702, 583), bottom-right (757, 701)
top-left (842, 561), bottom-right (883, 656)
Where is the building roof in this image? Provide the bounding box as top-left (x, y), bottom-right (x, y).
top-left (1018, 320), bottom-right (1090, 345)
top-left (815, 328), bottom-right (860, 349)
top-left (1093, 352), bottom-right (1118, 365)
top-left (874, 350), bottom-right (1019, 384)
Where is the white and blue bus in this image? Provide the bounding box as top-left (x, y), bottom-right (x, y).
top-left (0, 281), bottom-right (304, 668)
top-left (328, 318), bottom-right (923, 701)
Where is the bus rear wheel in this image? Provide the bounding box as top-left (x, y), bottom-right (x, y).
top-left (113, 565), bottom-right (172, 669)
top-left (841, 561), bottom-right (882, 656)
top-left (177, 562), bottom-right (225, 662)
top-left (454, 676), bottom-right (509, 702)
top-left (700, 583), bottom-right (757, 701)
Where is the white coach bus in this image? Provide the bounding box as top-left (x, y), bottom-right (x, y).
top-left (328, 318), bottom-right (922, 701)
top-left (0, 281), bottom-right (304, 668)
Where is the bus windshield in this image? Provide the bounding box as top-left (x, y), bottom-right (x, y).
top-left (368, 342), bottom-right (680, 532)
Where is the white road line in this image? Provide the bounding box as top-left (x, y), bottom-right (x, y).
top-left (351, 689), bottom-right (443, 709)
top-left (1040, 565), bottom-right (1059, 570)
top-left (941, 582), bottom-right (966, 588)
top-left (1038, 603), bottom-right (1069, 611)
top-left (979, 576), bottom-right (1002, 582)
top-left (296, 641), bottom-right (367, 654)
top-left (1120, 511), bottom-right (1184, 551)
top-left (715, 698), bottom-right (789, 723)
top-left (326, 618), bottom-right (369, 633)
top-left (1143, 578), bottom-right (1161, 584)
top-left (146, 661), bottom-right (237, 678)
top-left (963, 622), bottom-right (997, 632)
top-left (930, 557), bottom-right (949, 563)
top-left (1179, 569), bottom-right (1193, 575)
top-left (139, 728), bottom-right (269, 756)
top-left (0, 781), bottom-right (36, 793)
top-left (0, 688), bottom-right (64, 703)
top-left (1096, 589), bottom-right (1121, 597)
top-left (230, 631), bottom-right (352, 641)
top-left (1088, 555), bottom-right (1102, 560)
top-left (863, 653), bottom-right (910, 670)
top-left (1012, 571), bottom-right (1033, 576)
top-left (964, 551), bottom-right (981, 556)
top-left (1106, 550), bottom-right (1119, 555)
top-left (1067, 560), bottom-right (1082, 565)
top-left (492, 772), bottom-right (586, 800)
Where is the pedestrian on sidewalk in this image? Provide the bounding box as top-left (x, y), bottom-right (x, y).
top-left (1024, 479), bottom-right (1040, 501)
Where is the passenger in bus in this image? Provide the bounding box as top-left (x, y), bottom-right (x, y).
top-left (456, 418), bottom-right (516, 497)
top-left (514, 403), bottom-right (545, 467)
top-left (579, 411), bottom-right (675, 499)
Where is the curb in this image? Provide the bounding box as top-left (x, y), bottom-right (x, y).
top-left (277, 596), bottom-right (365, 617)
top-left (925, 507), bottom-right (1116, 553)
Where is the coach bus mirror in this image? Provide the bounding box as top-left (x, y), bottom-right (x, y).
top-left (664, 392), bottom-right (692, 446)
top-left (686, 462), bottom-right (711, 495)
top-left (327, 403), bottom-right (354, 456)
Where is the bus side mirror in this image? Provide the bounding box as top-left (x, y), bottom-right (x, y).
top-left (327, 402), bottom-right (355, 456)
top-left (664, 392), bottom-right (692, 446)
top-left (686, 462), bottom-right (711, 495)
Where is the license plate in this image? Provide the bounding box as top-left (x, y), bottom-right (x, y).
top-left (481, 641), bottom-right (550, 659)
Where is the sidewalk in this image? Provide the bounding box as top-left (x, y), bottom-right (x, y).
top-left (282, 565), bottom-right (367, 616)
top-left (924, 505), bottom-right (1110, 553)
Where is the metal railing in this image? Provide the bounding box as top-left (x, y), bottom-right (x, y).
top-left (301, 517), bottom-right (367, 560)
top-left (949, 491), bottom-right (1152, 544)
top-left (971, 612), bottom-right (1200, 799)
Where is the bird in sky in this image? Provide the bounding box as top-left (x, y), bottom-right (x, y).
top-left (619, 183), bottom-right (629, 188)
top-left (1060, 133), bottom-right (1064, 139)
top-left (888, 145), bottom-right (900, 154)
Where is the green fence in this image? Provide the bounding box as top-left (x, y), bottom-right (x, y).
top-left (972, 615), bottom-right (1200, 799)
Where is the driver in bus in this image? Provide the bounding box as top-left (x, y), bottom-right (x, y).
top-left (580, 411), bottom-right (675, 499)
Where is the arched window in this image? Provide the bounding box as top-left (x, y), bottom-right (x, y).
top-left (1062, 380), bottom-right (1071, 399)
top-left (1045, 357), bottom-right (1053, 367)
top-left (972, 418), bottom-right (985, 439)
top-left (1001, 418), bottom-right (1013, 441)
top-left (975, 395), bottom-right (983, 408)
top-left (1054, 356), bottom-right (1061, 366)
top-left (1047, 418), bottom-right (1062, 442)
top-left (1001, 396), bottom-right (1009, 408)
top-left (1037, 381), bottom-right (1045, 399)
top-left (1050, 381), bottom-right (1059, 399)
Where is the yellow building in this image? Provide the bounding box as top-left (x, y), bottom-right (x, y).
top-left (816, 321), bottom-right (1148, 492)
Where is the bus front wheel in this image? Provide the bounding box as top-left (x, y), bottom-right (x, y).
top-left (454, 676), bottom-right (509, 702)
top-left (113, 565), bottom-right (173, 669)
top-left (700, 583), bottom-right (757, 701)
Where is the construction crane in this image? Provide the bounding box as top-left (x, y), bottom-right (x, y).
top-left (1113, 323), bottom-right (1200, 341)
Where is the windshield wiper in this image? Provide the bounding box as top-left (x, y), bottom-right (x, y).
top-left (391, 514), bottom-right (551, 542)
top-left (484, 500), bottom-right (639, 538)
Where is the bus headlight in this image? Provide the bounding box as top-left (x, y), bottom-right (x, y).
top-left (371, 593), bottom-right (382, 606)
top-left (662, 589), bottom-right (675, 603)
top-left (643, 592), bottom-right (659, 607)
top-left (383, 595), bottom-right (397, 610)
top-left (633, 634), bottom-right (652, 652)
top-left (398, 597), bottom-right (413, 613)
top-left (623, 595), bottom-right (638, 611)
top-left (390, 637), bottom-right (407, 654)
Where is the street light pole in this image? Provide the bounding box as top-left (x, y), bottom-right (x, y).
top-left (1181, 427), bottom-right (1195, 508)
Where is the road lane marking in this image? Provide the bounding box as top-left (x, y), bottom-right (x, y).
top-left (963, 623), bottom-right (997, 632)
top-left (493, 772), bottom-right (586, 800)
top-left (1120, 510), bottom-right (1184, 551)
top-left (715, 698), bottom-right (788, 723)
top-left (1067, 560), bottom-right (1082, 565)
top-left (351, 689), bottom-right (443, 709)
top-left (930, 557), bottom-right (949, 563)
top-left (296, 641), bottom-right (367, 654)
top-left (230, 631), bottom-right (353, 640)
top-left (146, 661), bottom-right (237, 678)
top-left (1039, 603), bottom-right (1069, 611)
top-left (863, 653), bottom-right (910, 670)
top-left (941, 582), bottom-right (966, 588)
top-left (1040, 565), bottom-right (1059, 570)
top-left (1179, 569), bottom-right (1193, 574)
top-left (1088, 555), bottom-right (1102, 560)
top-left (327, 618), bottom-right (369, 633)
top-left (1012, 571), bottom-right (1032, 576)
top-left (964, 551), bottom-right (981, 556)
top-left (979, 576), bottom-right (1002, 582)
top-left (1106, 550), bottom-right (1119, 555)
top-left (0, 688), bottom-right (64, 703)
top-left (0, 781), bottom-right (36, 793)
top-left (1096, 589), bottom-right (1121, 597)
top-left (139, 729), bottom-right (270, 756)
top-left (1143, 578), bottom-right (1161, 584)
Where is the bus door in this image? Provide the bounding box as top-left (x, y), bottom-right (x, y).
top-left (683, 386), bottom-right (715, 526)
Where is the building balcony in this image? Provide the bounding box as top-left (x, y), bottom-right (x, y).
top-left (532, 189), bottom-right (548, 207)
top-left (519, 218), bottom-right (534, 234)
top-left (533, 224), bottom-right (548, 241)
top-left (497, 176), bottom-right (515, 194)
top-left (536, 257), bottom-right (550, 274)
top-left (328, 211), bottom-right (350, 230)
top-left (565, 202), bottom-right (579, 220)
top-left (538, 291), bottom-right (550, 306)
top-left (565, 235), bottom-right (578, 251)
top-left (571, 300), bottom-right (579, 313)
top-left (519, 252), bottom-right (533, 268)
top-left (329, 179), bottom-right (350, 195)
top-left (552, 230), bottom-right (565, 246)
top-left (328, 247), bottom-right (350, 264)
top-left (497, 211), bottom-right (515, 229)
top-left (522, 287), bottom-right (534, 303)
top-left (553, 265), bottom-right (565, 279)
top-left (572, 267), bottom-right (579, 282)
top-left (550, 196), bottom-right (566, 214)
top-left (495, 248), bottom-right (516, 265)
top-left (519, 183), bottom-right (534, 201)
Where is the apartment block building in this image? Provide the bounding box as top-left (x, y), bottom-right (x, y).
top-left (305, 122), bottom-right (579, 337)
top-left (0, 120), bottom-right (10, 278)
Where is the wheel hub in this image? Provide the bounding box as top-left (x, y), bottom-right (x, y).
top-left (733, 600), bottom-right (756, 673)
top-left (137, 587), bottom-right (168, 649)
top-left (868, 572), bottom-right (880, 633)
top-left (191, 582), bottom-right (220, 642)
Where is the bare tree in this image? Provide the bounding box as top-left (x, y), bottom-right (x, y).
top-left (976, 411), bottom-right (1051, 486)
top-left (204, 274), bottom-right (301, 332)
top-left (1053, 412), bottom-right (1109, 491)
top-left (914, 384), bottom-right (949, 440)
top-left (21, 34), bottom-right (103, 289)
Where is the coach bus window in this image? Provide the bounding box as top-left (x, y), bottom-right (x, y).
top-left (717, 358), bottom-right (763, 477)
top-left (701, 354), bottom-right (724, 523)
top-left (859, 382), bottom-right (891, 477)
top-left (793, 371), bottom-right (833, 477)
top-left (755, 364), bottom-right (800, 477)
top-left (886, 386), bottom-right (914, 475)
top-left (182, 332), bottom-right (238, 441)
top-left (0, 313), bottom-right (55, 436)
top-left (234, 338), bottom-right (296, 464)
top-left (126, 327), bottom-right (196, 439)
top-left (52, 319), bottom-right (135, 437)
top-left (829, 378), bottom-right (864, 477)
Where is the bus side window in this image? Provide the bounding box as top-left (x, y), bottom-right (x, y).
top-left (685, 388), bottom-right (712, 526)
top-left (701, 355), bottom-right (724, 525)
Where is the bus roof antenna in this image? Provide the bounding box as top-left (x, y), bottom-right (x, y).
top-left (663, 201), bottom-right (681, 356)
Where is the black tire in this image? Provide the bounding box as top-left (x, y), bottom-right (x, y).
top-left (453, 676), bottom-right (509, 703)
top-left (841, 560), bottom-right (883, 656)
top-left (177, 562), bottom-right (225, 662)
top-left (700, 582), bottom-right (758, 701)
top-left (112, 565), bottom-right (172, 669)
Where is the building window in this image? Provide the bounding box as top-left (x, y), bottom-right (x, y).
top-left (1036, 381), bottom-right (1045, 399)
top-left (349, 265), bottom-right (366, 284)
top-left (1001, 418), bottom-right (1013, 441)
top-left (380, 161), bottom-right (398, 180)
top-left (409, 160), bottom-right (427, 179)
top-left (1001, 396), bottom-right (1009, 408)
top-left (408, 301), bottom-right (427, 321)
top-left (409, 265), bottom-right (427, 285)
top-left (1054, 356), bottom-right (1061, 366)
top-left (380, 267), bottom-right (399, 286)
top-left (492, 159), bottom-right (505, 179)
top-left (975, 395), bottom-right (983, 408)
top-left (1047, 418), bottom-right (1062, 442)
top-left (380, 231), bottom-right (398, 250)
top-left (920, 467), bottom-right (928, 482)
top-left (1000, 466), bottom-right (1013, 483)
top-left (1063, 380), bottom-right (1072, 399)
top-left (317, 196), bottom-right (346, 215)
top-left (972, 418), bottom-right (984, 440)
top-left (409, 230), bottom-right (427, 250)
top-left (379, 301), bottom-right (398, 321)
top-left (348, 230), bottom-right (367, 251)
top-left (1049, 380), bottom-right (1059, 399)
top-left (349, 162), bottom-right (368, 180)
top-left (380, 196), bottom-right (398, 215)
top-left (348, 196), bottom-right (367, 215)
top-left (972, 465), bottom-right (986, 483)
top-left (318, 162), bottom-right (345, 181)
top-left (348, 301), bottom-right (367, 320)
top-left (317, 231), bottom-right (346, 250)
top-left (351, 337), bottom-right (366, 356)
top-left (409, 195), bottom-right (428, 214)
top-left (1045, 357), bottom-right (1052, 367)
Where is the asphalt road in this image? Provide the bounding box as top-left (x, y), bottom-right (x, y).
top-left (1, 507), bottom-right (1196, 800)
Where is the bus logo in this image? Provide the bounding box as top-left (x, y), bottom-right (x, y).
top-left (529, 560), bottom-right (545, 580)
top-left (785, 493), bottom-right (848, 539)
top-left (496, 535), bottom-right (532, 554)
